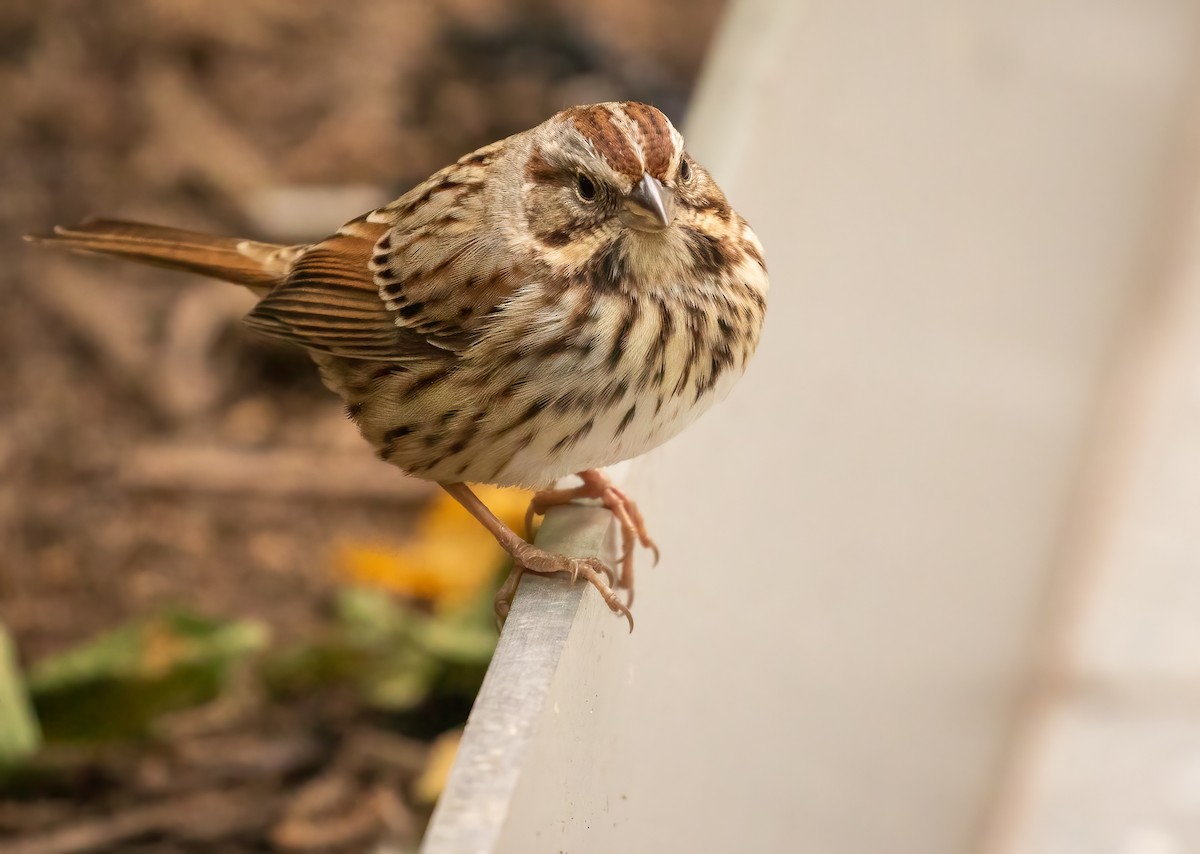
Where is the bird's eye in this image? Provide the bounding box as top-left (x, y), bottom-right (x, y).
top-left (679, 157), bottom-right (692, 183)
top-left (576, 173), bottom-right (597, 201)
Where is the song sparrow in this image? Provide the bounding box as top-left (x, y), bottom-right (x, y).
top-left (27, 102), bottom-right (768, 631)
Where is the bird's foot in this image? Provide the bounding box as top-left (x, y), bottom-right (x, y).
top-left (439, 481), bottom-right (632, 632)
top-left (525, 468), bottom-right (658, 605)
top-left (494, 541), bottom-right (631, 632)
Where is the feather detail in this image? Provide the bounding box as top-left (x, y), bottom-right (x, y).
top-left (246, 220), bottom-right (443, 361)
top-left (367, 143), bottom-right (522, 353)
top-left (24, 218), bottom-right (299, 293)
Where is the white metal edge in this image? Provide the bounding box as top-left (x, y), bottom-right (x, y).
top-left (419, 503), bottom-right (617, 854)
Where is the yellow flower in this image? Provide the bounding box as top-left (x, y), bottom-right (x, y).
top-left (414, 728), bottom-right (462, 803)
top-left (337, 485), bottom-right (531, 608)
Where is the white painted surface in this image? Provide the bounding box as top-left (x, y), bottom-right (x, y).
top-left (578, 2), bottom-right (1196, 852)
top-left (992, 92), bottom-right (1200, 854)
top-left (421, 504), bottom-right (621, 854)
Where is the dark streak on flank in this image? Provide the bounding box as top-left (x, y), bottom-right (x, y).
top-left (405, 366), bottom-right (452, 397)
top-left (532, 333), bottom-right (573, 360)
top-left (370, 364), bottom-right (398, 383)
top-left (491, 398), bottom-right (547, 439)
top-left (688, 303), bottom-right (707, 352)
top-left (695, 347), bottom-right (734, 403)
top-left (605, 378), bottom-right (630, 408)
top-left (673, 307), bottom-right (702, 396)
top-left (742, 239), bottom-right (767, 270)
top-left (615, 404), bottom-right (637, 438)
top-left (639, 295), bottom-right (672, 386)
top-left (747, 285), bottom-right (767, 314)
top-left (608, 297), bottom-right (638, 368)
top-left (715, 345), bottom-right (736, 384)
top-left (450, 414), bottom-right (482, 451)
top-left (383, 424), bottom-right (413, 445)
top-left (550, 434), bottom-right (571, 454)
top-left (520, 399), bottom-right (546, 423)
top-left (493, 377), bottom-right (524, 402)
top-left (551, 417), bottom-right (595, 454)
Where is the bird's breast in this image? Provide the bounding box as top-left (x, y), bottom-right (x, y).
top-left (354, 274), bottom-right (765, 488)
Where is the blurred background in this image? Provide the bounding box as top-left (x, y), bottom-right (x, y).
top-left (0, 1), bottom-right (724, 851)
top-left (9, 1), bottom-right (1200, 853)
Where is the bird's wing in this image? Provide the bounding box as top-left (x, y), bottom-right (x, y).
top-left (244, 216), bottom-right (438, 362)
top-left (247, 142), bottom-right (521, 361)
top-left (370, 142), bottom-right (523, 352)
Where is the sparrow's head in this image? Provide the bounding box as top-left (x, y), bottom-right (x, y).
top-left (522, 102), bottom-right (697, 240)
top-left (520, 102), bottom-right (753, 291)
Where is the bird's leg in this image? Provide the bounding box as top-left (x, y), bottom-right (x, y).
top-left (492, 563), bottom-right (526, 629)
top-left (441, 482), bottom-right (632, 631)
top-left (524, 469), bottom-right (659, 605)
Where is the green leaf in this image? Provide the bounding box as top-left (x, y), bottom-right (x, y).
top-left (0, 625), bottom-right (40, 764)
top-left (27, 611), bottom-right (268, 743)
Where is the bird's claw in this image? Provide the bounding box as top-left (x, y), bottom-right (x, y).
top-left (525, 469), bottom-right (659, 608)
top-left (499, 546), bottom-right (629, 631)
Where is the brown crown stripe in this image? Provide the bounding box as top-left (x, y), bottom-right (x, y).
top-left (567, 105), bottom-right (643, 179)
top-left (622, 102), bottom-right (674, 180)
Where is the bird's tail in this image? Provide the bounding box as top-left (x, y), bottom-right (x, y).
top-left (24, 218), bottom-right (303, 293)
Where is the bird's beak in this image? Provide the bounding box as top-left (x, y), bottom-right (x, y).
top-left (621, 173), bottom-right (674, 232)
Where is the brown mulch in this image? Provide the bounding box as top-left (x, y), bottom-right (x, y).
top-left (0, 0), bottom-right (724, 850)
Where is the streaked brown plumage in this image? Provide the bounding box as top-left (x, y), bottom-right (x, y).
top-left (27, 102), bottom-right (768, 630)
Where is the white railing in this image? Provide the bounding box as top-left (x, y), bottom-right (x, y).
top-left (419, 504), bottom-right (621, 853)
